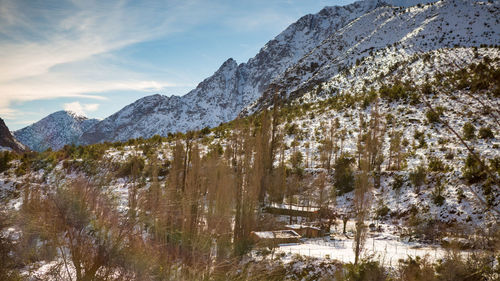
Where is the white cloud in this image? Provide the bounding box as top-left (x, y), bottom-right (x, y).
top-left (63, 102), bottom-right (86, 116)
top-left (63, 101), bottom-right (100, 116)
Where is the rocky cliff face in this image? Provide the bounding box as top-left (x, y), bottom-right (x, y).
top-left (14, 111), bottom-right (98, 152)
top-left (0, 118), bottom-right (26, 153)
top-left (81, 58), bottom-right (240, 143)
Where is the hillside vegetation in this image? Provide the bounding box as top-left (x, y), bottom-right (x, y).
top-left (1, 45), bottom-right (499, 280)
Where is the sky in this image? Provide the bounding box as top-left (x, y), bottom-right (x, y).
top-left (0, 0), bottom-right (359, 130)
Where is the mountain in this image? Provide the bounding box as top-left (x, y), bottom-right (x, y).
top-left (1, 1), bottom-right (499, 277)
top-left (82, 0), bottom-right (498, 144)
top-left (0, 118), bottom-right (26, 153)
top-left (246, 0), bottom-right (500, 112)
top-left (382, 0), bottom-right (438, 6)
top-left (14, 111), bottom-right (99, 152)
top-left (77, 0), bottom-right (498, 146)
top-left (81, 0), bottom-right (388, 144)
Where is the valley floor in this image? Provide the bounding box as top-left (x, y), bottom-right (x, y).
top-left (276, 230), bottom-right (466, 266)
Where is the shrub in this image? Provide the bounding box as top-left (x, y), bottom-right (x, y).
top-left (402, 138), bottom-right (409, 147)
top-left (386, 113), bottom-right (395, 126)
top-left (0, 151), bottom-right (15, 173)
top-left (0, 211), bottom-right (21, 281)
top-left (462, 122), bottom-right (476, 140)
top-left (409, 165), bottom-right (426, 188)
top-left (342, 259), bottom-right (387, 281)
top-left (432, 182), bottom-right (445, 206)
top-left (482, 178), bottom-right (495, 207)
top-left (289, 151), bottom-right (303, 171)
top-left (392, 174), bottom-right (405, 190)
top-left (375, 204), bottom-right (390, 219)
top-left (462, 153), bottom-right (486, 184)
top-left (207, 143), bottom-right (224, 157)
top-left (379, 83), bottom-right (409, 102)
top-left (396, 256), bottom-right (436, 281)
top-left (414, 130), bottom-right (426, 148)
top-left (434, 252), bottom-right (498, 281)
top-left (425, 106), bottom-right (445, 123)
top-left (361, 89), bottom-right (377, 108)
top-left (421, 83), bottom-right (433, 95)
top-left (428, 156), bottom-right (446, 172)
top-left (478, 127), bottom-right (494, 139)
top-left (15, 163), bottom-right (26, 176)
top-left (444, 150), bottom-right (455, 160)
top-left (490, 156), bottom-right (500, 176)
top-left (149, 134), bottom-right (164, 144)
top-left (285, 123), bottom-right (298, 136)
top-left (457, 188), bottom-right (466, 203)
top-left (117, 156), bottom-right (145, 178)
top-left (200, 126), bottom-right (211, 136)
top-left (334, 154), bottom-right (355, 195)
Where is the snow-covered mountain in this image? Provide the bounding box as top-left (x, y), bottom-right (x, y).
top-left (14, 111), bottom-right (99, 152)
top-left (81, 0), bottom-right (388, 144)
top-left (83, 0), bottom-right (498, 144)
top-left (246, 0), bottom-right (500, 112)
top-left (382, 0), bottom-right (438, 7)
top-left (0, 118), bottom-right (26, 153)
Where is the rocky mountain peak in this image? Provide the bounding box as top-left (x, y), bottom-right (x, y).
top-left (220, 58), bottom-right (237, 69)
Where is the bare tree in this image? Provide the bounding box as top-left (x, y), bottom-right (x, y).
top-left (353, 150), bottom-right (372, 265)
top-left (42, 177), bottom-right (132, 281)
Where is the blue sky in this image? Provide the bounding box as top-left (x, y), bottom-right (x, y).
top-left (0, 0), bottom-right (358, 130)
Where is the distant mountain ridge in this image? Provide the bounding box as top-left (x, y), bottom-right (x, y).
top-left (16, 0), bottom-right (500, 147)
top-left (14, 111), bottom-right (98, 152)
top-left (80, 0), bottom-right (387, 144)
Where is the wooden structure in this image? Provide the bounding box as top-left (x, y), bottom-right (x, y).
top-left (263, 203), bottom-right (320, 218)
top-left (251, 230), bottom-right (301, 245)
top-left (285, 224), bottom-right (323, 238)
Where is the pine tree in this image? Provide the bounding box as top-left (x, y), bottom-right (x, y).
top-left (388, 130), bottom-right (403, 170)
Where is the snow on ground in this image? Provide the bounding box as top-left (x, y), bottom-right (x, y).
top-left (276, 231), bottom-right (473, 267)
top-left (21, 259), bottom-right (75, 281)
top-left (269, 202), bottom-right (320, 212)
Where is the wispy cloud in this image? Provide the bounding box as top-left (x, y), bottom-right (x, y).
top-left (0, 0), bottom-right (215, 117)
top-left (0, 0), bottom-right (342, 130)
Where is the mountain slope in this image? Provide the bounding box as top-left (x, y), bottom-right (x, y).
top-left (247, 0), bottom-right (500, 112)
top-left (80, 0), bottom-right (387, 144)
top-left (78, 0), bottom-right (497, 145)
top-left (0, 118), bottom-right (26, 153)
top-left (14, 111), bottom-right (99, 152)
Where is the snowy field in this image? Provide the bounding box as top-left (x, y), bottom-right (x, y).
top-left (276, 231), bottom-right (475, 267)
